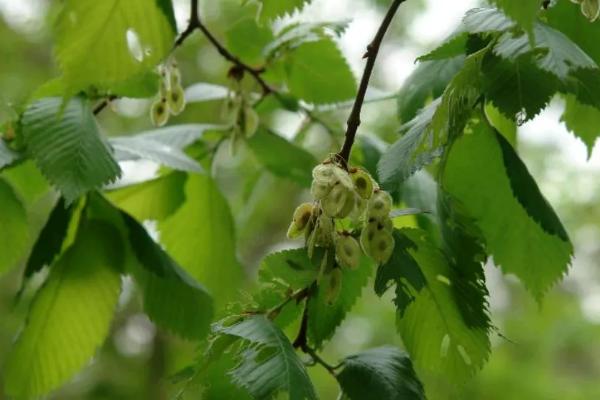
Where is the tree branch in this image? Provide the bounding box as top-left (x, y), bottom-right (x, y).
top-left (336, 0), bottom-right (406, 167)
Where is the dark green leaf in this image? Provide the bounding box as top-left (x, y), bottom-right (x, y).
top-left (417, 31), bottom-right (469, 62)
top-left (337, 346), bottom-right (425, 400)
top-left (24, 198), bottom-right (73, 279)
top-left (490, 0), bottom-right (540, 33)
top-left (216, 315), bottom-right (317, 400)
top-left (0, 178), bottom-right (29, 275)
top-left (259, 248), bottom-right (319, 290)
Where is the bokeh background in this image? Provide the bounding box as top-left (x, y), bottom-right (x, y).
top-left (1, 0), bottom-right (599, 399)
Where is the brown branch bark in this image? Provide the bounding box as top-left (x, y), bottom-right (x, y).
top-left (336, 0), bottom-right (407, 167)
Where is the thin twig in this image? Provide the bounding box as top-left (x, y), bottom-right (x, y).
top-left (303, 345), bottom-right (340, 376)
top-left (266, 287), bottom-right (309, 320)
top-left (336, 0), bottom-right (406, 167)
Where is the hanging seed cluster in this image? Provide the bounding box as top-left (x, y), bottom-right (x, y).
top-left (151, 63), bottom-right (186, 127)
top-left (287, 162), bottom-right (395, 302)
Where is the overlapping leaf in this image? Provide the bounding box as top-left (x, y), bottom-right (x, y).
top-left (216, 315), bottom-right (317, 400)
top-left (337, 346), bottom-right (425, 400)
top-left (122, 211), bottom-right (214, 339)
top-left (441, 118), bottom-right (572, 299)
top-left (307, 257), bottom-right (372, 348)
top-left (3, 222), bottom-right (123, 398)
top-left (380, 51), bottom-right (484, 190)
top-left (22, 97), bottom-right (121, 203)
top-left (561, 94), bottom-right (600, 158)
top-left (380, 228), bottom-right (491, 381)
top-left (159, 174), bottom-right (244, 306)
top-left (258, 0), bottom-right (312, 21)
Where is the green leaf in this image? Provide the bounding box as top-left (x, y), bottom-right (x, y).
top-left (284, 39), bottom-right (356, 104)
top-left (259, 0), bottom-right (312, 21)
top-left (159, 174), bottom-right (244, 306)
top-left (380, 51), bottom-right (484, 189)
top-left (263, 21), bottom-right (348, 60)
top-left (24, 198), bottom-right (73, 279)
top-left (417, 32), bottom-right (469, 62)
top-left (397, 56), bottom-right (465, 123)
top-left (247, 129), bottom-right (317, 187)
top-left (490, 0), bottom-right (540, 33)
top-left (259, 248), bottom-right (319, 290)
top-left (308, 257), bottom-right (372, 348)
top-left (546, 0), bottom-right (600, 66)
top-left (55, 0), bottom-right (176, 94)
top-left (441, 118), bottom-right (573, 299)
top-left (226, 17), bottom-right (274, 65)
top-left (388, 228), bottom-right (491, 381)
top-left (185, 83), bottom-right (230, 103)
top-left (481, 52), bottom-right (558, 120)
top-left (561, 94), bottom-right (600, 158)
top-left (122, 211), bottom-right (214, 339)
top-left (106, 172), bottom-right (186, 221)
top-left (493, 22), bottom-right (597, 80)
top-left (0, 139), bottom-right (20, 170)
top-left (3, 221), bottom-right (123, 398)
top-left (216, 315), bottom-right (317, 400)
top-left (22, 97), bottom-right (121, 203)
top-left (0, 178), bottom-right (29, 275)
top-left (337, 346), bottom-right (426, 400)
top-left (124, 123), bottom-right (221, 149)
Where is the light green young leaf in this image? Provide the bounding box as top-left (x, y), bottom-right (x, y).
top-left (4, 222), bottom-right (123, 398)
top-left (308, 257), bottom-right (372, 348)
top-left (561, 94), bottom-right (600, 158)
top-left (0, 178), bottom-right (29, 275)
top-left (247, 129), bottom-right (317, 188)
top-left (159, 174), bottom-right (244, 306)
top-left (122, 211), bottom-right (214, 339)
top-left (258, 0), bottom-right (312, 21)
top-left (226, 17), bottom-right (274, 65)
top-left (22, 97), bottom-right (121, 203)
top-left (216, 315), bottom-right (317, 400)
top-left (392, 228), bottom-right (491, 381)
top-left (263, 21), bottom-right (348, 60)
top-left (106, 172), bottom-right (186, 222)
top-left (284, 39), bottom-right (356, 105)
top-left (55, 0), bottom-right (176, 94)
top-left (337, 346), bottom-right (425, 400)
top-left (441, 118), bottom-right (572, 299)
top-left (125, 123), bottom-right (222, 149)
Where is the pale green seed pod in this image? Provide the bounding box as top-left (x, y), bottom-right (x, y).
top-left (150, 98), bottom-right (169, 127)
top-left (321, 184), bottom-right (350, 217)
top-left (367, 190), bottom-right (392, 219)
top-left (170, 66), bottom-right (182, 88)
top-left (337, 191), bottom-right (356, 219)
top-left (350, 168), bottom-right (374, 199)
top-left (311, 180), bottom-right (332, 200)
top-left (312, 164), bottom-right (336, 184)
top-left (335, 234), bottom-right (361, 270)
top-left (243, 106), bottom-right (259, 138)
top-left (168, 84), bottom-right (186, 115)
top-left (324, 268), bottom-right (343, 305)
top-left (360, 222), bottom-right (378, 258)
top-left (287, 203), bottom-right (314, 239)
top-left (581, 0), bottom-right (600, 21)
top-left (333, 165), bottom-right (354, 190)
top-left (315, 214), bottom-right (334, 246)
top-left (370, 231), bottom-right (394, 264)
